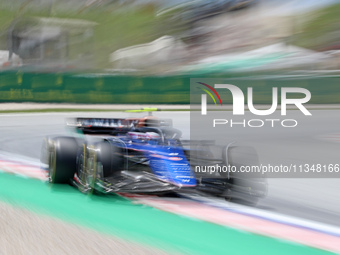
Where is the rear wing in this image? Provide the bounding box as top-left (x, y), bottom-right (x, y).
top-left (66, 117), bottom-right (173, 135)
top-left (66, 118), bottom-right (138, 135)
top-left (67, 118), bottom-right (136, 128)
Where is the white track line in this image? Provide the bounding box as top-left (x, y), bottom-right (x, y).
top-left (181, 193), bottom-right (340, 237)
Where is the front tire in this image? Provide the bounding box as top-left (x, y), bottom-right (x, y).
top-left (77, 140), bottom-right (124, 194)
top-left (43, 137), bottom-right (79, 184)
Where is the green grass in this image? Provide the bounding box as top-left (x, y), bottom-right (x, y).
top-left (294, 3), bottom-right (340, 49)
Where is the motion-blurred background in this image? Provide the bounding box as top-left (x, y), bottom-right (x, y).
top-left (1, 0), bottom-right (340, 105)
top-left (1, 2), bottom-right (340, 255)
top-left (1, 0), bottom-right (340, 73)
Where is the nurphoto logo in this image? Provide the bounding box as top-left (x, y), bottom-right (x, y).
top-left (198, 82), bottom-right (312, 128)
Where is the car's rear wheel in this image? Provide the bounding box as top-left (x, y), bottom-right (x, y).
top-left (224, 146), bottom-right (267, 206)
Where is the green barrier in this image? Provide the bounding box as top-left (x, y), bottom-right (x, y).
top-left (0, 71), bottom-right (339, 104)
top-left (0, 71), bottom-right (190, 104)
top-left (191, 76), bottom-right (340, 104)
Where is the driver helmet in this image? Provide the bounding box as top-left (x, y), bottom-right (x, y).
top-left (145, 132), bottom-right (161, 144)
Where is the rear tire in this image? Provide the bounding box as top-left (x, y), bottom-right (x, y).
top-left (224, 146), bottom-right (267, 205)
top-left (96, 140), bottom-right (124, 178)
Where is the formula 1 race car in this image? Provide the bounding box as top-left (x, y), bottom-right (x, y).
top-left (41, 111), bottom-right (267, 205)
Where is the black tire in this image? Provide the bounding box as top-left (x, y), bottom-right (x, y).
top-left (96, 140), bottom-right (124, 178)
top-left (78, 140), bottom-right (124, 194)
top-left (224, 146), bottom-right (267, 205)
top-left (46, 137), bottom-right (79, 184)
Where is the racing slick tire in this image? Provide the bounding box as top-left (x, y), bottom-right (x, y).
top-left (224, 146), bottom-right (267, 205)
top-left (77, 140), bottom-right (124, 194)
top-left (44, 136), bottom-right (79, 184)
top-left (96, 140), bottom-right (124, 178)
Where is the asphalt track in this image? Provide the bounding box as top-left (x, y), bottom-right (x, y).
top-left (0, 110), bottom-right (339, 230)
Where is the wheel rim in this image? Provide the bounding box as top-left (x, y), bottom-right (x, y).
top-left (78, 145), bottom-right (96, 194)
top-left (48, 143), bottom-right (56, 183)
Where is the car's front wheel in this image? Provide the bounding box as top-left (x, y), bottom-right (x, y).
top-left (42, 136), bottom-right (79, 184)
top-left (77, 140), bottom-right (124, 194)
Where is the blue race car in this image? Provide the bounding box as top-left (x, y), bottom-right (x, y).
top-left (41, 114), bottom-right (267, 204)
